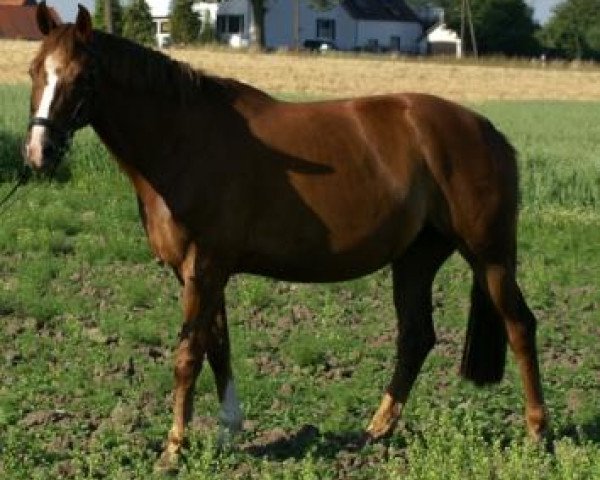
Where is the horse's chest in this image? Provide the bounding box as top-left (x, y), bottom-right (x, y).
top-left (141, 197), bottom-right (189, 267)
top-left (118, 162), bottom-right (190, 267)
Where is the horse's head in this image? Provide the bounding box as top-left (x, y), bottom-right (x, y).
top-left (24, 2), bottom-right (95, 172)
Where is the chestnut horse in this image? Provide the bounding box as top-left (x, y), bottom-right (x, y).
top-left (24, 3), bottom-right (548, 469)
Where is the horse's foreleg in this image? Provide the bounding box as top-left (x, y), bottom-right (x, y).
top-left (157, 250), bottom-right (227, 470)
top-left (207, 300), bottom-right (243, 446)
top-left (367, 228), bottom-right (454, 440)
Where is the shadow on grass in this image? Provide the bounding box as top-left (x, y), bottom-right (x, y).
top-left (556, 415), bottom-right (600, 445)
top-left (0, 129), bottom-right (72, 184)
top-left (0, 129), bottom-right (24, 182)
top-left (242, 424), bottom-right (387, 461)
top-left (242, 416), bottom-right (600, 461)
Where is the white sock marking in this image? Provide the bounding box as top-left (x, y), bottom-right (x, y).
top-left (218, 380), bottom-right (243, 433)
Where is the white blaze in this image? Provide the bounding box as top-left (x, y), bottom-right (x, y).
top-left (26, 55), bottom-right (59, 167)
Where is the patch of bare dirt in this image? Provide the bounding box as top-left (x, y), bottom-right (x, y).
top-left (368, 330), bottom-right (395, 348)
top-left (55, 460), bottom-right (77, 478)
top-left (189, 415), bottom-right (218, 433)
top-left (88, 401), bottom-right (145, 447)
top-left (20, 409), bottom-right (73, 428)
top-left (251, 352), bottom-right (285, 376)
top-left (93, 357), bottom-right (135, 383)
top-left (242, 423), bottom-right (398, 477)
top-left (136, 344), bottom-right (170, 363)
top-left (316, 354), bottom-right (355, 382)
top-left (84, 326), bottom-right (119, 346)
top-left (435, 326), bottom-right (463, 358)
top-left (241, 424), bottom-right (319, 458)
top-left (334, 442), bottom-right (390, 478)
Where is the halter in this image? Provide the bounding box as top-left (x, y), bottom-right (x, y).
top-left (27, 82), bottom-right (93, 148)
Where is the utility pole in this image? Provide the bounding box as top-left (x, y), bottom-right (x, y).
top-left (460, 0), bottom-right (477, 58)
top-left (104, 0), bottom-right (114, 34)
top-left (293, 0), bottom-right (300, 50)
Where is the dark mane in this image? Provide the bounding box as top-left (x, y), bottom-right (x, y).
top-left (91, 31), bottom-right (261, 105)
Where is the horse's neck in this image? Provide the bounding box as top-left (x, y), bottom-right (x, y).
top-left (91, 84), bottom-right (202, 181)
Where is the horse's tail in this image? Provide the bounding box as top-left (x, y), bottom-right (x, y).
top-left (460, 118), bottom-right (514, 386)
top-left (460, 280), bottom-right (508, 385)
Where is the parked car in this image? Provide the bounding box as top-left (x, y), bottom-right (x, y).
top-left (303, 39), bottom-right (337, 52)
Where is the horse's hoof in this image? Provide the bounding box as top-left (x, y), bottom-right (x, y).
top-left (216, 426), bottom-right (239, 453)
top-left (366, 394), bottom-right (400, 441)
top-left (154, 450), bottom-right (180, 476)
top-left (527, 407), bottom-right (552, 451)
top-left (529, 425), bottom-right (555, 454)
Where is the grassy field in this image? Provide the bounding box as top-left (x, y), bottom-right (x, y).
top-left (1, 72), bottom-right (600, 478)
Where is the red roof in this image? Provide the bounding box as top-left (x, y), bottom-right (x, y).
top-left (0, 3), bottom-right (61, 40)
top-left (0, 0), bottom-right (37, 6)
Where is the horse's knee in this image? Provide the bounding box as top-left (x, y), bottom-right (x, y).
top-left (174, 347), bottom-right (202, 386)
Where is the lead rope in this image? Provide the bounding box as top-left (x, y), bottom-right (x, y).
top-left (0, 166), bottom-right (32, 216)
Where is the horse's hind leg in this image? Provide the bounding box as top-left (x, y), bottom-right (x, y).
top-left (367, 227), bottom-right (454, 440)
top-left (471, 257), bottom-right (548, 440)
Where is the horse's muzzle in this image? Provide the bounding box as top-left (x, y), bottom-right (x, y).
top-left (23, 122), bottom-right (70, 173)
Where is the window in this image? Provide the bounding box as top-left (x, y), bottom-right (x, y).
top-left (316, 18), bottom-right (335, 40)
top-left (160, 21), bottom-right (171, 34)
top-left (367, 39), bottom-right (379, 50)
top-left (216, 15), bottom-right (244, 35)
top-left (228, 16), bottom-right (242, 34)
top-left (390, 36), bottom-right (401, 51)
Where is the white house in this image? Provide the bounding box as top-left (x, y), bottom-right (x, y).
top-left (195, 0), bottom-right (252, 48)
top-left (426, 22), bottom-right (462, 58)
top-left (147, 0), bottom-right (426, 53)
top-left (265, 0), bottom-right (425, 53)
top-left (147, 0), bottom-right (171, 47)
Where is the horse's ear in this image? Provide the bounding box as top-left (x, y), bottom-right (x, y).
top-left (36, 1), bottom-right (58, 36)
top-left (75, 4), bottom-right (93, 43)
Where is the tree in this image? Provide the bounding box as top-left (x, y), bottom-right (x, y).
top-left (249, 0), bottom-right (267, 49)
top-left (538, 0), bottom-right (600, 59)
top-left (93, 0), bottom-right (123, 35)
top-left (199, 10), bottom-right (217, 44)
top-left (409, 0), bottom-right (539, 56)
top-left (170, 0), bottom-right (200, 45)
top-left (122, 0), bottom-right (155, 46)
top-left (471, 0), bottom-right (539, 56)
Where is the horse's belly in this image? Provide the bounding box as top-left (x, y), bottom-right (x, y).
top-left (239, 209), bottom-right (423, 282)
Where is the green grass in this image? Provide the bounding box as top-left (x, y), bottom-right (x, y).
top-left (1, 84), bottom-right (599, 478)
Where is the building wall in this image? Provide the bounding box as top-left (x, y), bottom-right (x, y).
top-left (356, 20), bottom-right (422, 53)
top-left (265, 1), bottom-right (356, 50)
top-left (265, 1), bottom-right (423, 52)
